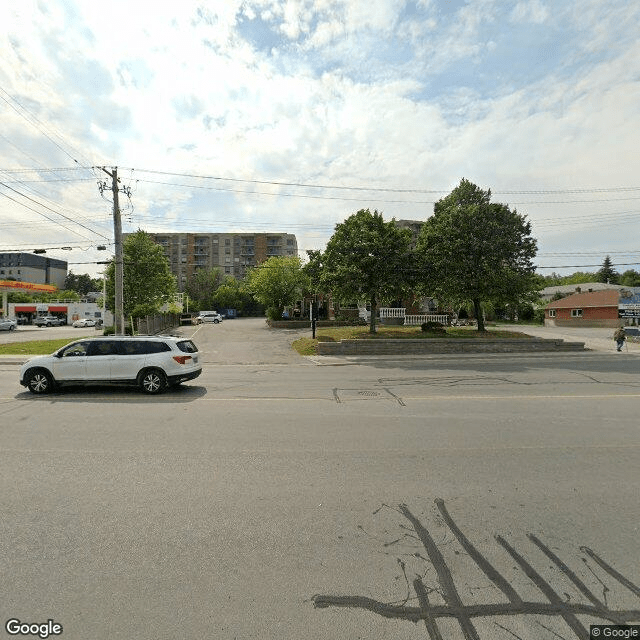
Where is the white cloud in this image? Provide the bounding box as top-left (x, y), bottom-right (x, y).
top-left (510, 0), bottom-right (550, 24)
top-left (1, 0), bottom-right (639, 272)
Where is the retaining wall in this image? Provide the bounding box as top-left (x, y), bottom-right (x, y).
top-left (317, 338), bottom-right (586, 355)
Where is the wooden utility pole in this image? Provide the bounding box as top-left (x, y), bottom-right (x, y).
top-left (99, 167), bottom-right (125, 335)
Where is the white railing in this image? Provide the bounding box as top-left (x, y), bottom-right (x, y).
top-left (379, 307), bottom-right (406, 318)
top-left (404, 314), bottom-right (449, 326)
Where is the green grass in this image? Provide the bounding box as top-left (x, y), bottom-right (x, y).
top-left (0, 336), bottom-right (93, 355)
top-left (291, 324), bottom-right (532, 355)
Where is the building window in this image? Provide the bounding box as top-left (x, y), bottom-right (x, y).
top-left (571, 309), bottom-right (583, 317)
top-left (548, 309), bottom-right (556, 317)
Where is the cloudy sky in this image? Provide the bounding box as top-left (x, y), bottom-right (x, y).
top-left (1, 0), bottom-right (639, 277)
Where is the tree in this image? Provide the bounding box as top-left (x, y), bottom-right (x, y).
top-left (105, 230), bottom-right (177, 321)
top-left (303, 250), bottom-right (325, 293)
top-left (64, 272), bottom-right (101, 295)
top-left (415, 178), bottom-right (538, 331)
top-left (245, 256), bottom-right (309, 320)
top-left (562, 271), bottom-right (597, 285)
top-left (185, 268), bottom-right (223, 311)
top-left (619, 269), bottom-right (640, 287)
top-left (596, 256), bottom-right (619, 284)
top-left (320, 209), bottom-right (414, 333)
top-left (213, 277), bottom-right (252, 313)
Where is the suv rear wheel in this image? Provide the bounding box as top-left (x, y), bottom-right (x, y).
top-left (139, 368), bottom-right (167, 394)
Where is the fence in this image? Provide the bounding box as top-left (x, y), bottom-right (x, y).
top-left (379, 307), bottom-right (406, 318)
top-left (404, 314), bottom-right (449, 326)
top-left (136, 313), bottom-right (181, 335)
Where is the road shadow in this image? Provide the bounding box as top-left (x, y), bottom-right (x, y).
top-left (14, 383), bottom-right (207, 404)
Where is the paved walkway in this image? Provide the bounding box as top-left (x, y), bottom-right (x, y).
top-left (498, 324), bottom-right (640, 355)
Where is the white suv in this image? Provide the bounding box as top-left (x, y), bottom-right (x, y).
top-left (20, 335), bottom-right (202, 395)
top-left (195, 311), bottom-right (223, 324)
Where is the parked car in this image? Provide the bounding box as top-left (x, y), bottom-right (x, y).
top-left (34, 315), bottom-right (64, 327)
top-left (0, 318), bottom-right (17, 331)
top-left (19, 335), bottom-right (202, 395)
top-left (72, 318), bottom-right (96, 327)
top-left (194, 311), bottom-right (223, 324)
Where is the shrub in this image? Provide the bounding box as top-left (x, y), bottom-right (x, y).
top-left (421, 321), bottom-right (446, 333)
top-left (102, 325), bottom-right (134, 336)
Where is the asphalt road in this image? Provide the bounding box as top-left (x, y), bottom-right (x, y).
top-left (0, 319), bottom-right (638, 640)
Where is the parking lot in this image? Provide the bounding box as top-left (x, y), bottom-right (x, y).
top-left (0, 322), bottom-right (101, 344)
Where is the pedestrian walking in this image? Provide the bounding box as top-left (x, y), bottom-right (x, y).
top-left (613, 326), bottom-right (626, 351)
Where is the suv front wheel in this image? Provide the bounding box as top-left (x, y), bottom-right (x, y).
top-left (138, 368), bottom-right (167, 394)
top-left (25, 369), bottom-right (54, 394)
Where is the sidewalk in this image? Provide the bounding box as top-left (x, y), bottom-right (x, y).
top-left (498, 324), bottom-right (640, 354)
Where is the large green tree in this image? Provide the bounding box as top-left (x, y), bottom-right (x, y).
top-left (415, 179), bottom-right (538, 331)
top-left (320, 209), bottom-right (414, 333)
top-left (245, 256), bottom-right (309, 320)
top-left (213, 277), bottom-right (253, 313)
top-left (105, 230), bottom-right (177, 320)
top-left (185, 267), bottom-right (223, 311)
top-left (620, 269), bottom-right (640, 287)
top-left (64, 272), bottom-right (102, 295)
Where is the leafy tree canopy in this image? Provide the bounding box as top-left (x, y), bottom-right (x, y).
top-left (213, 277), bottom-right (253, 313)
top-left (415, 178), bottom-right (538, 331)
top-left (619, 269), bottom-right (640, 287)
top-left (245, 256), bottom-right (309, 320)
top-left (105, 230), bottom-right (177, 319)
top-left (64, 272), bottom-right (102, 295)
top-left (320, 209), bottom-right (413, 332)
top-left (185, 267), bottom-right (223, 311)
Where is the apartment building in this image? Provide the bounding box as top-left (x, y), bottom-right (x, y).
top-left (0, 252), bottom-right (67, 289)
top-left (139, 232), bottom-right (298, 290)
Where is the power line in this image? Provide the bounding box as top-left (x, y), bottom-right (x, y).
top-left (129, 176), bottom-right (640, 206)
top-left (127, 167), bottom-right (640, 195)
top-left (0, 86), bottom-right (95, 168)
top-left (3, 164), bottom-right (640, 197)
top-left (0, 181), bottom-right (111, 240)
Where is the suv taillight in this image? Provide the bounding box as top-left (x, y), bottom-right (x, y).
top-left (173, 355), bottom-right (192, 365)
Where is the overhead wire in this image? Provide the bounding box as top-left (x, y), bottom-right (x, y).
top-left (0, 85), bottom-right (116, 242)
top-left (126, 167), bottom-right (640, 195)
top-left (0, 85), bottom-right (95, 169)
top-left (0, 181), bottom-right (111, 240)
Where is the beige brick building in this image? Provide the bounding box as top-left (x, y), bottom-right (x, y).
top-left (139, 232), bottom-right (298, 290)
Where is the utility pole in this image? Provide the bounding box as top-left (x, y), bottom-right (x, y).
top-left (98, 167), bottom-right (126, 335)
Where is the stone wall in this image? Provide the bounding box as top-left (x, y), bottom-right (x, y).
top-left (317, 338), bottom-right (585, 355)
